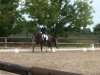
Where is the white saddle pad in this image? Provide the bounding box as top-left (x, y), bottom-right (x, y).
top-left (42, 34), bottom-right (48, 40)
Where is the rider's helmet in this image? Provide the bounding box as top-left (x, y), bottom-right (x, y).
top-left (41, 26), bottom-right (47, 34)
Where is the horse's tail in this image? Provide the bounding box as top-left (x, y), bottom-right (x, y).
top-left (53, 37), bottom-right (58, 49)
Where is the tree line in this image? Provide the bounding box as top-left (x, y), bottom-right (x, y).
top-left (0, 0), bottom-right (99, 37)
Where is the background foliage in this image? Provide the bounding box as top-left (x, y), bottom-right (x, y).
top-left (0, 0), bottom-right (96, 37)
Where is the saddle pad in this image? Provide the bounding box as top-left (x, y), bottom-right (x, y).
top-left (42, 34), bottom-right (48, 40)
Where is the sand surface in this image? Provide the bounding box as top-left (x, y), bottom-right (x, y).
top-left (0, 50), bottom-right (100, 75)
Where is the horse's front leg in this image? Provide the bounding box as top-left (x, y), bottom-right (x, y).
top-left (50, 44), bottom-right (52, 52)
top-left (32, 43), bottom-right (36, 52)
top-left (46, 42), bottom-right (49, 52)
top-left (40, 42), bottom-right (43, 52)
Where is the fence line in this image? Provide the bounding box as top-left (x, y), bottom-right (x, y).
top-left (0, 37), bottom-right (100, 48)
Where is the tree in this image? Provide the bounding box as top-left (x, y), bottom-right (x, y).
top-left (0, 0), bottom-right (19, 37)
top-left (93, 23), bottom-right (100, 35)
top-left (24, 0), bottom-right (72, 37)
top-left (71, 0), bottom-right (94, 29)
top-left (80, 28), bottom-right (92, 35)
top-left (24, 0), bottom-right (94, 37)
top-left (93, 23), bottom-right (100, 43)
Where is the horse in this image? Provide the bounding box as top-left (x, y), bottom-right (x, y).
top-left (32, 32), bottom-right (58, 52)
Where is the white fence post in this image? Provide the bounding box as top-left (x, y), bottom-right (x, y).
top-left (5, 37), bottom-right (7, 47)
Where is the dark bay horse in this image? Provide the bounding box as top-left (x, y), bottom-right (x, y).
top-left (33, 32), bottom-right (58, 52)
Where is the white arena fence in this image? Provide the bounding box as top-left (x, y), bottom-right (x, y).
top-left (0, 37), bottom-right (100, 52)
top-left (0, 45), bottom-right (100, 53)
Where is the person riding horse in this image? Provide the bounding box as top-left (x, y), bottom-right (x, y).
top-left (40, 26), bottom-right (48, 42)
top-left (33, 25), bottom-right (58, 52)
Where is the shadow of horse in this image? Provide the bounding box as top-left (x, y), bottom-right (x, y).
top-left (32, 32), bottom-right (58, 52)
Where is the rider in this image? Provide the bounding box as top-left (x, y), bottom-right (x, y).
top-left (36, 25), bottom-right (48, 42)
top-left (41, 26), bottom-right (47, 34)
top-left (40, 25), bottom-right (48, 42)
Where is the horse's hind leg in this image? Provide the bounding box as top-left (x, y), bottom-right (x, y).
top-left (50, 44), bottom-right (52, 52)
top-left (46, 42), bottom-right (49, 52)
top-left (47, 42), bottom-right (52, 52)
top-left (32, 43), bottom-right (36, 52)
top-left (53, 38), bottom-right (58, 49)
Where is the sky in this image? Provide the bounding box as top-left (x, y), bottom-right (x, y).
top-left (92, 0), bottom-right (100, 26)
top-left (86, 0), bottom-right (100, 31)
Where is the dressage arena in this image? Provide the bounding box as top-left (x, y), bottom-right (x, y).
top-left (0, 47), bottom-right (100, 75)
